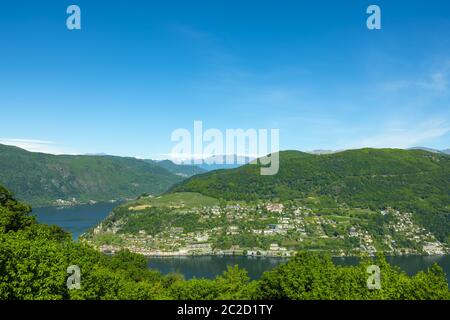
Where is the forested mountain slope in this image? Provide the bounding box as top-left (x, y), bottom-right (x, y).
top-left (171, 148), bottom-right (450, 243)
top-left (0, 144), bottom-right (184, 207)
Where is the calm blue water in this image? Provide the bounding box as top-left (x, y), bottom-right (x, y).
top-left (33, 202), bottom-right (118, 239)
top-left (147, 255), bottom-right (290, 280)
top-left (147, 255), bottom-right (450, 283)
top-left (33, 205), bottom-right (450, 284)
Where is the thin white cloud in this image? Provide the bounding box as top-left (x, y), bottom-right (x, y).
top-left (418, 67), bottom-right (450, 92)
top-left (380, 80), bottom-right (412, 92)
top-left (347, 118), bottom-right (450, 149)
top-left (169, 23), bottom-right (211, 41)
top-left (168, 23), bottom-right (237, 65)
top-left (0, 138), bottom-right (70, 154)
top-left (381, 61), bottom-right (450, 93)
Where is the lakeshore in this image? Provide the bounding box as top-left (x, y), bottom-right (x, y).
top-left (32, 203), bottom-right (450, 284)
top-left (145, 254), bottom-right (450, 282)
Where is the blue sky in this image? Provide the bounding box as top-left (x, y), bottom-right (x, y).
top-left (0, 0), bottom-right (449, 158)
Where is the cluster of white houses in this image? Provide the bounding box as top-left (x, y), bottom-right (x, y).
top-left (91, 203), bottom-right (448, 257)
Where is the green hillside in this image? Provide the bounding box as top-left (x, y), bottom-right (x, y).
top-left (0, 144), bottom-right (184, 207)
top-left (88, 191), bottom-right (448, 256)
top-left (1, 184), bottom-right (448, 300)
top-left (170, 148), bottom-right (450, 243)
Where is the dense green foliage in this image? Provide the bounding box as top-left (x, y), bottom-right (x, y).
top-left (0, 144), bottom-right (185, 207)
top-left (171, 149), bottom-right (450, 243)
top-left (0, 185), bottom-right (449, 300)
top-left (255, 252), bottom-right (450, 300)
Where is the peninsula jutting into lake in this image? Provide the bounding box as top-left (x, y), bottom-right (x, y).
top-left (1, 0), bottom-right (450, 304)
top-left (83, 149), bottom-right (449, 259)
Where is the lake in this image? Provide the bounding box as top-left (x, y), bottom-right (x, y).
top-left (147, 255), bottom-right (290, 280)
top-left (34, 204), bottom-right (450, 284)
top-left (146, 255), bottom-right (450, 284)
top-left (33, 202), bottom-right (119, 239)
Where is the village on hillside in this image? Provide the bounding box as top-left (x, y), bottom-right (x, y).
top-left (86, 195), bottom-right (448, 258)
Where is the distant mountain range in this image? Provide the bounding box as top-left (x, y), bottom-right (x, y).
top-left (197, 154), bottom-right (255, 171)
top-left (0, 144), bottom-right (201, 207)
top-left (145, 159), bottom-right (206, 177)
top-left (158, 155), bottom-right (254, 171)
top-left (83, 152), bottom-right (109, 156)
top-left (408, 147), bottom-right (450, 154)
top-left (306, 147), bottom-right (450, 155)
top-left (1, 142), bottom-right (448, 211)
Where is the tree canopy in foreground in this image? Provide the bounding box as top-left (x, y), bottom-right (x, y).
top-left (0, 185), bottom-right (448, 300)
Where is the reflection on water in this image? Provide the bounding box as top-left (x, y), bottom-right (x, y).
top-left (334, 255), bottom-right (450, 279)
top-left (147, 255), bottom-right (289, 280)
top-left (148, 255), bottom-right (450, 283)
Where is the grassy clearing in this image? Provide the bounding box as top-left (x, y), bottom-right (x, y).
top-left (127, 192), bottom-right (219, 210)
